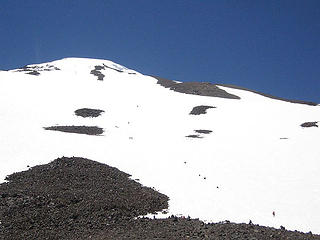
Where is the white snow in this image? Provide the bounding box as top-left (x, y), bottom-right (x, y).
top-left (1, 57), bottom-right (319, 233)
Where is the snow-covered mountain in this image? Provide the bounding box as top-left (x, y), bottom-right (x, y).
top-left (0, 57), bottom-right (319, 234)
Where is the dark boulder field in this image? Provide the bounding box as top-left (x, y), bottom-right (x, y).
top-left (1, 157), bottom-right (319, 240)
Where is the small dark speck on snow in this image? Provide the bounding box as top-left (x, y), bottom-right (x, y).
top-left (185, 134), bottom-right (203, 139)
top-left (194, 129), bottom-right (212, 134)
top-left (26, 70), bottom-right (40, 76)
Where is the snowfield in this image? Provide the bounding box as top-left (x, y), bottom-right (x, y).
top-left (0, 57), bottom-right (319, 233)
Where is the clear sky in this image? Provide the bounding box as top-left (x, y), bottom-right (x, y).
top-left (1, 0), bottom-right (319, 103)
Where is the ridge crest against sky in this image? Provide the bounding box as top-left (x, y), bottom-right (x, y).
top-left (1, 0), bottom-right (319, 102)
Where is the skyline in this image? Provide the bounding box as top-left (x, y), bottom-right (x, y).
top-left (1, 0), bottom-right (319, 103)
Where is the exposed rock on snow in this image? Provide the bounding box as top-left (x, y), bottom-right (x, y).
top-left (186, 130), bottom-right (212, 139)
top-left (90, 65), bottom-right (105, 81)
top-left (189, 105), bottom-right (215, 115)
top-left (154, 76), bottom-right (240, 99)
top-left (194, 129), bottom-right (212, 134)
top-left (217, 84), bottom-right (318, 106)
top-left (90, 63), bottom-right (134, 81)
top-left (13, 64), bottom-right (60, 76)
top-left (300, 121), bottom-right (318, 128)
top-left (185, 134), bottom-right (203, 138)
top-left (75, 108), bottom-right (105, 118)
top-left (44, 126), bottom-right (104, 135)
top-left (1, 157), bottom-right (319, 240)
top-left (26, 70), bottom-right (40, 76)
top-left (1, 57), bottom-right (320, 235)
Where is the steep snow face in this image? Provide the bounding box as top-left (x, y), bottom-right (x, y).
top-left (1, 57), bottom-right (319, 233)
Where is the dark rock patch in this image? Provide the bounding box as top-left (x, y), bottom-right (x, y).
top-left (1, 158), bottom-right (319, 239)
top-left (0, 157), bottom-right (168, 240)
top-left (16, 66), bottom-right (32, 72)
top-left (90, 66), bottom-right (105, 81)
top-left (217, 84), bottom-right (318, 106)
top-left (42, 65), bottom-right (60, 71)
top-left (93, 65), bottom-right (105, 71)
top-left (186, 130), bottom-right (212, 139)
top-left (301, 122), bottom-right (318, 128)
top-left (153, 76), bottom-right (240, 99)
top-left (26, 70), bottom-right (40, 76)
top-left (75, 108), bottom-right (104, 118)
top-left (44, 126), bottom-right (104, 135)
top-left (186, 134), bottom-right (203, 138)
top-left (15, 64), bottom-right (60, 76)
top-left (92, 218), bottom-right (320, 240)
top-left (15, 66), bottom-right (41, 75)
top-left (190, 105), bottom-right (215, 115)
top-left (195, 129), bottom-right (212, 134)
top-left (90, 64), bottom-right (127, 81)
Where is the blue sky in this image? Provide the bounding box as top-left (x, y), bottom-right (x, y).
top-left (1, 0), bottom-right (319, 102)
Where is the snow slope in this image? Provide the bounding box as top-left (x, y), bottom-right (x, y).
top-left (0, 57), bottom-right (319, 233)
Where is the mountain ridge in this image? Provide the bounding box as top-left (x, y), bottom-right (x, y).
top-left (7, 57), bottom-right (318, 105)
top-left (1, 57), bottom-right (319, 238)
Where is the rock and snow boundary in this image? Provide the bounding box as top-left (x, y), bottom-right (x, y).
top-left (0, 57), bottom-right (319, 238)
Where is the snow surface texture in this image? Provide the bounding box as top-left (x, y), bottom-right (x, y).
top-left (1, 57), bottom-right (320, 233)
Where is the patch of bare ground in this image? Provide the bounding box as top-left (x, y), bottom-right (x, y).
top-left (75, 108), bottom-right (104, 118)
top-left (0, 157), bottom-right (318, 239)
top-left (190, 105), bottom-right (215, 115)
top-left (0, 157), bottom-right (168, 240)
top-left (195, 129), bottom-right (212, 134)
top-left (14, 64), bottom-right (60, 76)
top-left (94, 218), bottom-right (319, 240)
top-left (90, 66), bottom-right (105, 81)
top-left (153, 76), bottom-right (240, 99)
top-left (186, 134), bottom-right (203, 138)
top-left (44, 126), bottom-right (104, 135)
top-left (301, 122), bottom-right (318, 128)
top-left (217, 84), bottom-right (318, 106)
